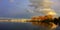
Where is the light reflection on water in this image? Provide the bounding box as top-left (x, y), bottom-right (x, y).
top-left (0, 22), bottom-right (59, 30)
top-left (31, 22), bottom-right (58, 30)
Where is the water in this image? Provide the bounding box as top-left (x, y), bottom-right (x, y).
top-left (0, 22), bottom-right (60, 30)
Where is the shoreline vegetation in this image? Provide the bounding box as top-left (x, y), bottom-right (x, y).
top-left (0, 16), bottom-right (60, 25)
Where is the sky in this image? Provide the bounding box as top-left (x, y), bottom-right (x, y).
top-left (0, 0), bottom-right (31, 18)
top-left (0, 0), bottom-right (60, 18)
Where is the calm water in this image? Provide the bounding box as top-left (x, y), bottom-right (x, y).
top-left (0, 22), bottom-right (60, 30)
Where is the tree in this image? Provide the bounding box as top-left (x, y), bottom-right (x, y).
top-left (53, 18), bottom-right (58, 25)
top-left (58, 17), bottom-right (60, 26)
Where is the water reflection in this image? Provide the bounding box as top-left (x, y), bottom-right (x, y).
top-left (31, 22), bottom-right (58, 30)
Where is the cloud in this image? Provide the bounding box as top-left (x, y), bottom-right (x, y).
top-left (9, 0), bottom-right (14, 3)
top-left (27, 0), bottom-right (58, 16)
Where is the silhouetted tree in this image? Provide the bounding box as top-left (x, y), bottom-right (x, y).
top-left (58, 17), bottom-right (60, 26)
top-left (41, 19), bottom-right (50, 24)
top-left (53, 18), bottom-right (58, 25)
